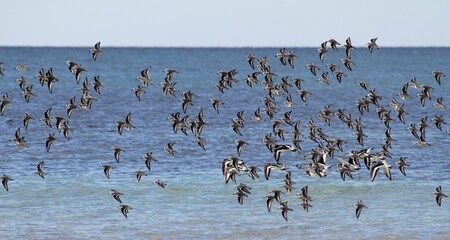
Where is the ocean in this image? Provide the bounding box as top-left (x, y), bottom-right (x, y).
top-left (0, 46), bottom-right (449, 239)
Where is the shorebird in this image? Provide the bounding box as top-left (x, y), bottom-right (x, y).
top-left (343, 37), bottom-right (355, 59)
top-left (431, 70), bottom-right (446, 85)
top-left (194, 137), bottom-right (207, 150)
top-left (111, 145), bottom-right (124, 163)
top-left (279, 201), bottom-right (293, 222)
top-left (252, 107), bottom-right (264, 122)
top-left (367, 38), bottom-right (379, 53)
top-left (115, 112), bottom-right (135, 135)
top-left (118, 204), bottom-right (132, 218)
top-left (133, 85), bottom-right (145, 101)
top-left (109, 189), bottom-right (123, 203)
top-left (45, 133), bottom-right (56, 152)
top-left (1, 174), bottom-right (13, 191)
top-left (433, 186), bottom-right (447, 206)
top-left (306, 63), bottom-right (320, 76)
top-left (264, 195), bottom-right (276, 212)
top-left (396, 157), bottom-right (410, 176)
top-left (369, 160), bottom-right (392, 182)
top-left (276, 48), bottom-right (287, 66)
top-left (34, 161), bottom-right (46, 179)
top-left (134, 170), bottom-right (147, 182)
top-left (16, 63), bottom-right (29, 71)
top-left (164, 142), bottom-right (177, 156)
top-left (0, 62), bottom-right (4, 75)
top-left (210, 97), bottom-right (223, 114)
top-left (341, 58), bottom-right (354, 71)
top-left (286, 51), bottom-right (296, 68)
top-left (433, 97), bottom-right (446, 109)
top-left (91, 75), bottom-right (104, 94)
top-left (66, 61), bottom-right (87, 84)
top-left (246, 165), bottom-right (260, 180)
top-left (234, 190), bottom-right (248, 205)
top-left (0, 93), bottom-right (10, 116)
top-left (245, 53), bottom-right (258, 69)
top-left (273, 144), bottom-right (297, 162)
top-left (90, 41), bottom-right (102, 61)
top-left (317, 72), bottom-right (331, 85)
top-left (317, 41), bottom-right (329, 63)
top-left (153, 179), bottom-right (167, 189)
top-left (142, 152), bottom-right (157, 171)
top-left (353, 200), bottom-right (367, 219)
top-left (237, 183), bottom-right (252, 195)
top-left (137, 67), bottom-right (152, 87)
top-left (22, 113), bottom-right (34, 129)
top-left (101, 164), bottom-right (113, 179)
top-left (432, 115), bottom-right (446, 131)
top-left (264, 163), bottom-right (288, 180)
top-left (356, 80), bottom-right (369, 90)
top-left (328, 38), bottom-right (341, 51)
top-left (235, 140), bottom-right (248, 156)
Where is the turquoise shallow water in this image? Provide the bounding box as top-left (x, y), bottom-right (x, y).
top-left (0, 47), bottom-right (449, 239)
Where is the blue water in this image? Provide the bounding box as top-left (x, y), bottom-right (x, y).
top-left (0, 47), bottom-right (449, 239)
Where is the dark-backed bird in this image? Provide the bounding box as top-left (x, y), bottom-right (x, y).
top-left (90, 41), bottom-right (102, 61)
top-left (109, 189), bottom-right (123, 203)
top-left (433, 186), bottom-right (448, 206)
top-left (118, 204), bottom-right (132, 218)
top-left (34, 161), bottom-right (46, 179)
top-left (1, 174), bottom-right (13, 191)
top-left (353, 200), bottom-right (367, 219)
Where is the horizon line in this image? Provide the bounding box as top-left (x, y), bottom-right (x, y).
top-left (1, 44), bottom-right (450, 49)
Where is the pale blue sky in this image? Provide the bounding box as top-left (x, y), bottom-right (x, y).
top-left (1, 0), bottom-right (450, 47)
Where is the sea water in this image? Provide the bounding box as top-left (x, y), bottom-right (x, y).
top-left (0, 47), bottom-right (449, 239)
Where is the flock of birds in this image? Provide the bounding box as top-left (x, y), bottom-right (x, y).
top-left (0, 38), bottom-right (449, 222)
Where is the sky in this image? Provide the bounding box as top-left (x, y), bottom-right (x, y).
top-left (1, 0), bottom-right (450, 47)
